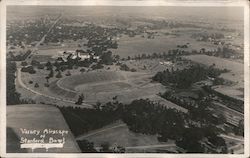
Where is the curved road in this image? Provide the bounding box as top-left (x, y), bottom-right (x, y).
top-left (16, 68), bottom-right (93, 108)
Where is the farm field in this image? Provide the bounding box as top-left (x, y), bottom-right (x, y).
top-left (7, 104), bottom-right (80, 153)
top-left (112, 33), bottom-right (218, 58)
top-left (183, 54), bottom-right (244, 100)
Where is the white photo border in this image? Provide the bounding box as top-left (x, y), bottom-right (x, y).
top-left (0, 0), bottom-right (249, 158)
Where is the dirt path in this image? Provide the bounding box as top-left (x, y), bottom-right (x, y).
top-left (76, 123), bottom-right (127, 140)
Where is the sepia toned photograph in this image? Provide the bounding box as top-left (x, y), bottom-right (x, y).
top-left (1, 0), bottom-right (249, 157)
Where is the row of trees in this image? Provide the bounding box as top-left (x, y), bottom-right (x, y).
top-left (129, 49), bottom-right (192, 61)
top-left (7, 61), bottom-right (21, 105)
top-left (7, 60), bottom-right (35, 105)
top-left (191, 32), bottom-right (225, 42)
top-left (200, 46), bottom-right (243, 59)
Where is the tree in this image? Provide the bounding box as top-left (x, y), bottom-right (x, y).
top-left (7, 61), bottom-right (21, 105)
top-left (100, 51), bottom-right (113, 65)
top-left (48, 68), bottom-right (54, 78)
top-left (31, 60), bottom-right (40, 66)
top-left (45, 76), bottom-right (50, 83)
top-left (45, 61), bottom-right (53, 70)
top-left (93, 102), bottom-right (102, 111)
top-left (65, 70), bottom-right (71, 76)
top-left (100, 142), bottom-right (111, 153)
top-left (234, 119), bottom-right (244, 136)
top-left (56, 71), bottom-right (62, 78)
top-left (75, 94), bottom-right (84, 105)
top-left (21, 65), bottom-right (36, 74)
top-left (34, 83), bottom-right (39, 88)
top-left (21, 61), bottom-right (28, 66)
top-left (80, 68), bottom-right (85, 73)
top-left (113, 55), bottom-right (120, 61)
top-left (77, 140), bottom-right (97, 153)
top-left (176, 127), bottom-right (205, 153)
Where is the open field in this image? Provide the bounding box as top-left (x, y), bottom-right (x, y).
top-left (183, 54), bottom-right (244, 100)
top-left (56, 70), bottom-right (170, 104)
top-left (18, 60), bottom-right (187, 112)
top-left (112, 34), bottom-right (218, 58)
top-left (183, 55), bottom-right (243, 74)
top-left (58, 71), bottom-right (127, 91)
top-left (7, 104), bottom-right (80, 153)
top-left (76, 81), bottom-right (132, 92)
top-left (78, 121), bottom-right (178, 153)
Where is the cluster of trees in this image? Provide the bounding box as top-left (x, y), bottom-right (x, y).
top-left (176, 126), bottom-right (227, 153)
top-left (177, 44), bottom-right (189, 48)
top-left (60, 98), bottom-right (227, 153)
top-left (128, 49), bottom-right (191, 61)
top-left (21, 65), bottom-right (36, 74)
top-left (122, 99), bottom-right (185, 140)
top-left (233, 119), bottom-right (244, 136)
top-left (99, 51), bottom-right (113, 65)
top-left (7, 60), bottom-right (35, 105)
top-left (77, 140), bottom-right (97, 152)
top-left (8, 50), bottom-right (32, 61)
top-left (42, 50), bottom-right (115, 81)
top-left (7, 18), bottom-right (52, 45)
top-left (153, 64), bottom-right (227, 89)
top-left (118, 63), bottom-right (136, 72)
top-left (203, 86), bottom-right (244, 113)
top-left (122, 99), bottom-right (227, 153)
top-left (7, 61), bottom-right (21, 105)
top-left (161, 90), bottom-right (226, 126)
top-left (191, 32), bottom-right (225, 42)
top-left (77, 140), bottom-right (125, 153)
top-left (59, 102), bottom-right (121, 136)
top-left (200, 46), bottom-right (242, 59)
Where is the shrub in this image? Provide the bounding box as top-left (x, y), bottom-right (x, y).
top-left (34, 83), bottom-right (39, 88)
top-left (56, 71), bottom-right (62, 78)
top-left (21, 61), bottom-right (28, 66)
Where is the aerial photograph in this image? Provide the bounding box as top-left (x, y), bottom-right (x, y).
top-left (6, 5), bottom-right (244, 154)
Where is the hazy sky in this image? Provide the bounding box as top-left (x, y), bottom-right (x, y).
top-left (7, 6), bottom-right (244, 22)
